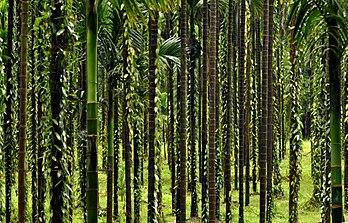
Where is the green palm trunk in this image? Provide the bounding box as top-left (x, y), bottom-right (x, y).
top-left (86, 0), bottom-right (99, 222)
top-left (328, 16), bottom-right (343, 223)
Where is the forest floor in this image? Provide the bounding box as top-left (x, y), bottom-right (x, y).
top-left (14, 140), bottom-right (347, 222)
top-left (93, 140), bottom-right (322, 222)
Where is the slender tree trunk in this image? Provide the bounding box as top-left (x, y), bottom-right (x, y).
top-left (30, 4), bottom-right (38, 222)
top-left (107, 78), bottom-right (114, 223)
top-left (288, 19), bottom-right (302, 223)
top-left (328, 14), bottom-right (343, 223)
top-left (134, 121), bottom-right (141, 223)
top-left (37, 87), bottom-right (45, 223)
top-left (215, 0), bottom-right (221, 218)
top-left (113, 86), bottom-right (119, 219)
top-left (178, 0), bottom-right (188, 219)
top-left (79, 58), bottom-right (88, 222)
top-left (86, 0), bottom-right (99, 220)
top-left (224, 0), bottom-right (233, 220)
top-left (123, 38), bottom-right (132, 223)
top-left (266, 0), bottom-right (274, 220)
top-left (148, 12), bottom-right (158, 223)
top-left (189, 7), bottom-right (198, 218)
top-left (233, 1), bottom-right (238, 190)
top-left (18, 0), bottom-right (29, 220)
top-left (201, 0), bottom-right (209, 219)
top-left (245, 29), bottom-right (251, 206)
top-left (4, 0), bottom-right (14, 221)
top-left (238, 0), bottom-right (246, 221)
top-left (208, 0), bottom-right (217, 221)
top-left (50, 0), bottom-right (68, 220)
top-left (260, 0), bottom-right (269, 221)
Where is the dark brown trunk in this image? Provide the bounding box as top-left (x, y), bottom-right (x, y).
top-left (177, 0), bottom-right (188, 219)
top-left (201, 0), bottom-right (209, 218)
top-left (189, 7), bottom-right (198, 218)
top-left (238, 0), bottom-right (246, 222)
top-left (208, 0), bottom-right (217, 221)
top-left (148, 12), bottom-right (158, 222)
top-left (50, 0), bottom-right (66, 220)
top-left (224, 0), bottom-right (233, 220)
top-left (260, 0), bottom-right (269, 221)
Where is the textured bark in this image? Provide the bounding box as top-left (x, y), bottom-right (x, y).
top-left (266, 0), bottom-right (274, 221)
top-left (113, 87), bottom-right (119, 219)
top-left (328, 14), bottom-right (343, 223)
top-left (4, 0), bottom-right (14, 221)
top-left (189, 7), bottom-right (198, 218)
top-left (79, 59), bottom-right (87, 222)
top-left (107, 79), bottom-right (114, 223)
top-left (238, 0), bottom-right (246, 222)
top-left (18, 0), bottom-right (29, 220)
top-left (208, 0), bottom-right (217, 221)
top-left (260, 0), bottom-right (269, 221)
top-left (50, 0), bottom-right (68, 220)
top-left (148, 12), bottom-right (158, 223)
top-left (201, 0), bottom-right (209, 219)
top-left (134, 122), bottom-right (140, 223)
top-left (177, 0), bottom-right (188, 220)
top-left (122, 35), bottom-right (132, 223)
top-left (86, 0), bottom-right (99, 221)
top-left (224, 0), bottom-right (233, 221)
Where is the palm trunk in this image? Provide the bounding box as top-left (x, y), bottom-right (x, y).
top-left (148, 12), bottom-right (158, 223)
top-left (238, 0), bottom-right (246, 221)
top-left (208, 0), bottom-right (217, 221)
top-left (215, 0), bottom-right (221, 218)
top-left (260, 0), bottom-right (269, 221)
top-left (224, 0), bottom-right (233, 220)
top-left (4, 0), bottom-right (14, 221)
top-left (266, 0), bottom-right (274, 221)
top-left (86, 0), bottom-right (99, 221)
top-left (178, 0), bottom-right (188, 220)
top-left (288, 24), bottom-right (298, 223)
top-left (79, 58), bottom-right (88, 222)
top-left (107, 78), bottom-right (114, 223)
top-left (189, 7), bottom-right (198, 218)
top-left (113, 86), bottom-right (119, 219)
top-left (328, 15), bottom-right (343, 223)
top-left (123, 39), bottom-right (132, 223)
top-left (201, 0), bottom-right (209, 219)
top-left (18, 0), bottom-right (29, 220)
top-left (233, 1), bottom-right (238, 190)
top-left (245, 29), bottom-right (251, 206)
top-left (134, 121), bottom-right (141, 223)
top-left (37, 87), bottom-right (45, 223)
top-left (29, 5), bottom-right (37, 223)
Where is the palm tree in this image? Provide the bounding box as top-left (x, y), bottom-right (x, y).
top-left (107, 77), bottom-right (114, 223)
top-left (178, 0), bottom-right (188, 220)
top-left (148, 11), bottom-right (159, 223)
top-left (266, 0), bottom-right (274, 220)
top-left (18, 0), bottom-right (29, 221)
top-left (188, 0), bottom-right (199, 216)
top-left (224, 0), bottom-right (233, 221)
top-left (201, 0), bottom-right (209, 220)
top-left (288, 17), bottom-right (301, 223)
top-left (289, 1), bottom-right (348, 221)
top-left (86, 0), bottom-right (99, 221)
top-left (238, 0), bottom-right (246, 221)
top-left (208, 0), bottom-right (217, 221)
top-left (260, 0), bottom-right (269, 221)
